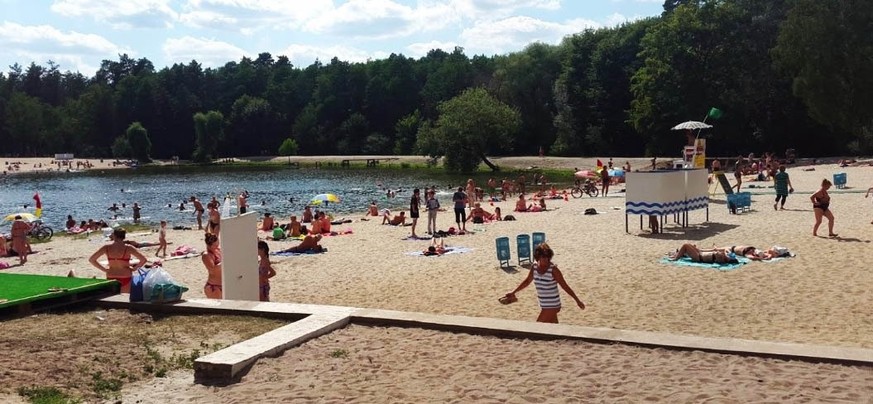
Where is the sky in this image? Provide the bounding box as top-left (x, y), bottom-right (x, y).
top-left (0, 0), bottom-right (663, 75)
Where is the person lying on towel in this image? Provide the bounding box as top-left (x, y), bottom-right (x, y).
top-left (668, 243), bottom-right (738, 264)
top-left (277, 234), bottom-right (324, 253)
top-left (422, 238), bottom-right (447, 256)
top-left (711, 245), bottom-right (791, 260)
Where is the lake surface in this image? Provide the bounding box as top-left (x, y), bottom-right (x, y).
top-left (0, 166), bottom-right (508, 230)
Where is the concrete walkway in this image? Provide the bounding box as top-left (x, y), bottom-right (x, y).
top-left (97, 295), bottom-right (873, 384)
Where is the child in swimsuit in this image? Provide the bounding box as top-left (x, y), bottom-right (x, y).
top-left (257, 241), bottom-right (277, 301)
top-left (156, 220), bottom-right (168, 257)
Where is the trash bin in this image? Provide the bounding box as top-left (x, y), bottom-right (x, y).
top-left (833, 173), bottom-right (847, 189)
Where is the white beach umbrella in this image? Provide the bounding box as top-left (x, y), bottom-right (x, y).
top-left (671, 121), bottom-right (713, 131)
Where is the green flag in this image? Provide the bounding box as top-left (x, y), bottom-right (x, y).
top-left (708, 107), bottom-right (723, 120)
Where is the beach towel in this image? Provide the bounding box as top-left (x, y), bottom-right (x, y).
top-left (271, 248), bottom-right (328, 257)
top-left (405, 247), bottom-right (474, 257)
top-left (164, 252), bottom-right (200, 261)
top-left (402, 235), bottom-right (433, 241)
top-left (660, 256), bottom-right (750, 271)
top-left (171, 245), bottom-right (196, 256)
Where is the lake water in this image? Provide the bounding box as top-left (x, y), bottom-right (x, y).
top-left (0, 166), bottom-right (507, 230)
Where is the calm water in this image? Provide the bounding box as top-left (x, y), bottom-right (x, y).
top-left (0, 166), bottom-right (497, 230)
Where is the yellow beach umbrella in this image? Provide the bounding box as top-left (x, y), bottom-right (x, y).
top-left (3, 213), bottom-right (37, 223)
top-left (310, 193), bottom-right (341, 205)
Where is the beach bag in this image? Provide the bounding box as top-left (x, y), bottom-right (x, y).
top-left (142, 266), bottom-right (187, 303)
top-left (503, 215), bottom-right (516, 221)
top-left (129, 268), bottom-right (149, 302)
top-left (584, 208), bottom-right (598, 215)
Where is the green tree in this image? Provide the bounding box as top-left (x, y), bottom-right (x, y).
top-left (125, 122), bottom-right (152, 162)
top-left (278, 138), bottom-right (298, 156)
top-left (772, 0), bottom-right (873, 149)
top-left (111, 135), bottom-right (131, 158)
top-left (393, 110), bottom-right (422, 154)
top-left (415, 87), bottom-right (520, 172)
top-left (192, 110), bottom-right (223, 162)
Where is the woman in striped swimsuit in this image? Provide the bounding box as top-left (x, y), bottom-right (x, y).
top-left (504, 243), bottom-right (585, 323)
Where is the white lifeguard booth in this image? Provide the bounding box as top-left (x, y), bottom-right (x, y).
top-left (625, 169), bottom-right (709, 233)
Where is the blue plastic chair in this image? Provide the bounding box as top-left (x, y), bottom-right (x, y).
top-left (495, 237), bottom-right (511, 268)
top-left (531, 232), bottom-right (546, 248)
top-left (517, 234), bottom-right (532, 266)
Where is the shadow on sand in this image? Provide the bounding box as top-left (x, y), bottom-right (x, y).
top-left (636, 222), bottom-right (740, 241)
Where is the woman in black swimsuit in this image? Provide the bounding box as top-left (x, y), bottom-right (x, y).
top-left (811, 179), bottom-right (837, 237)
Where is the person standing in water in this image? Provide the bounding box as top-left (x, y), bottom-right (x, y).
top-left (190, 196), bottom-right (205, 230)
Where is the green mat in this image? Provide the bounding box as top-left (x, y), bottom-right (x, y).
top-left (0, 273), bottom-right (117, 309)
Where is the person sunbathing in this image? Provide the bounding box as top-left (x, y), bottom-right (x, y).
top-left (711, 245), bottom-right (791, 261)
top-left (668, 243), bottom-right (738, 264)
top-left (422, 238), bottom-right (447, 256)
top-left (388, 211), bottom-right (407, 226)
top-left (278, 234), bottom-right (324, 253)
top-left (515, 194), bottom-right (528, 212)
top-left (468, 203), bottom-right (490, 224)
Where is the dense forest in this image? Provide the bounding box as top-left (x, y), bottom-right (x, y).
top-left (0, 0), bottom-right (870, 166)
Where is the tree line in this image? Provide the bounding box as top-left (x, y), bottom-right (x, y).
top-left (0, 0), bottom-right (869, 170)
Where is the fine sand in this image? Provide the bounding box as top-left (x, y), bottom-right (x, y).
top-left (116, 325), bottom-right (873, 403)
top-left (4, 160), bottom-right (873, 400)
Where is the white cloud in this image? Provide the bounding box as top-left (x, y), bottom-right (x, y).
top-left (406, 40), bottom-right (459, 57)
top-left (459, 15), bottom-right (597, 55)
top-left (50, 0), bottom-right (177, 29)
top-left (0, 21), bottom-right (129, 73)
top-left (163, 36), bottom-right (249, 67)
top-left (278, 43), bottom-right (387, 67)
top-left (179, 0), bottom-right (333, 32)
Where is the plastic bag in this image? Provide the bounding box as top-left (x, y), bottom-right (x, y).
top-left (142, 266), bottom-right (187, 303)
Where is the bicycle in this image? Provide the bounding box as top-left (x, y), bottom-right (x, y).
top-left (570, 180), bottom-right (599, 198)
top-left (28, 220), bottom-right (53, 241)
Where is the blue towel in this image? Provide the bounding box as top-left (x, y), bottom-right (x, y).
top-left (660, 256), bottom-right (749, 271)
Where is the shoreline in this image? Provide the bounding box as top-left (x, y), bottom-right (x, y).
top-left (4, 154), bottom-right (865, 177)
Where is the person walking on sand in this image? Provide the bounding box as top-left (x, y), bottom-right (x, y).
top-left (190, 196), bottom-right (205, 230)
top-left (10, 216), bottom-right (31, 265)
top-left (88, 228), bottom-right (148, 293)
top-left (732, 164), bottom-right (743, 192)
top-left (600, 167), bottom-right (611, 197)
top-left (409, 188), bottom-right (422, 238)
top-left (257, 241), bottom-right (276, 302)
top-left (773, 165), bottom-right (794, 210)
top-left (156, 220), bottom-right (168, 257)
top-left (864, 185), bottom-right (873, 224)
top-left (452, 186), bottom-right (467, 233)
top-left (502, 243), bottom-right (585, 324)
top-left (811, 179), bottom-right (837, 237)
top-left (201, 233), bottom-right (222, 299)
top-left (426, 190), bottom-right (440, 235)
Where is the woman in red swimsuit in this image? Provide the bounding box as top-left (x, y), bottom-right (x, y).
top-left (201, 233), bottom-right (223, 299)
top-left (88, 228), bottom-right (147, 293)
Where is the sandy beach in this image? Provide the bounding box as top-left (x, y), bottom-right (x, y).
top-left (3, 159), bottom-right (873, 401)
